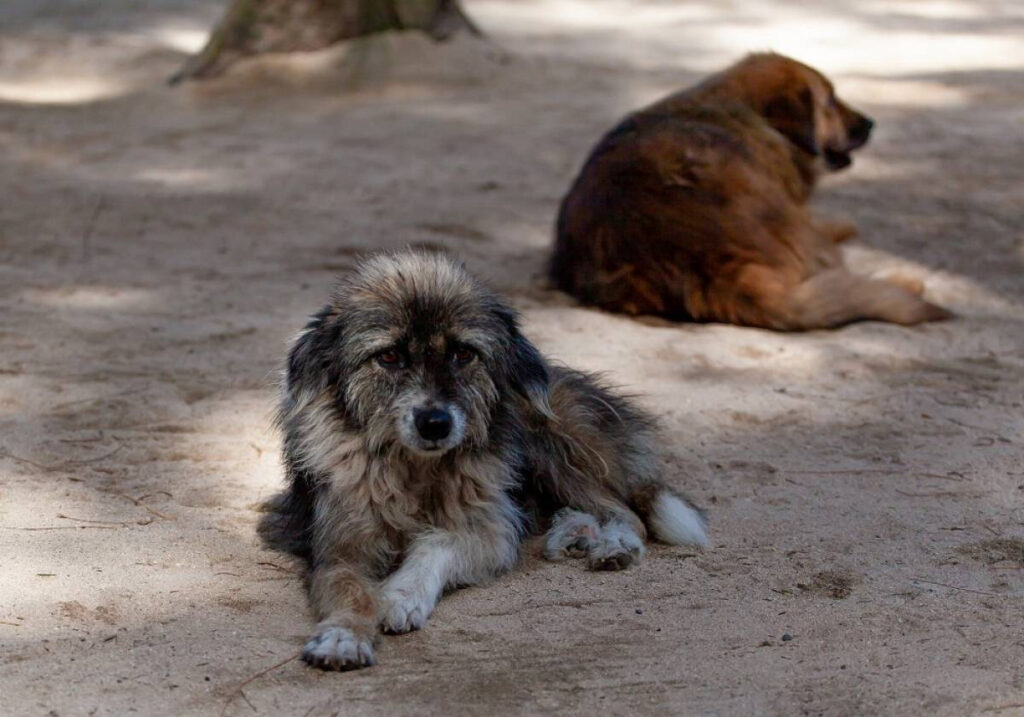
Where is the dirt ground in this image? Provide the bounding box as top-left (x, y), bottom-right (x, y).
top-left (2, 1), bottom-right (1023, 715)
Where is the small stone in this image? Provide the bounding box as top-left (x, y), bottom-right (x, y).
top-left (635, 608), bottom-right (643, 615)
top-left (781, 633), bottom-right (793, 642)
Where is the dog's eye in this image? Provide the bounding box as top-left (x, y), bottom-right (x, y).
top-left (377, 350), bottom-right (402, 368)
top-left (451, 347), bottom-right (476, 366)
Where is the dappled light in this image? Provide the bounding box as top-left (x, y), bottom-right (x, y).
top-left (1, 0), bottom-right (1023, 714)
top-left (0, 77), bottom-right (128, 105)
top-left (861, 0), bottom-right (996, 19)
top-left (134, 166), bottom-right (255, 191)
top-left (474, 0), bottom-right (1024, 75)
top-left (706, 17), bottom-right (1024, 74)
top-left (148, 24), bottom-right (209, 54)
top-left (22, 285), bottom-right (157, 311)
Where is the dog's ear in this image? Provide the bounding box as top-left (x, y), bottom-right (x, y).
top-left (763, 87), bottom-right (819, 156)
top-left (509, 331), bottom-right (553, 418)
top-left (284, 306), bottom-right (345, 407)
top-left (495, 306), bottom-right (553, 418)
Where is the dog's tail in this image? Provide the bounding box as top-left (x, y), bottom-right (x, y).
top-left (786, 270), bottom-right (953, 329)
top-left (632, 485), bottom-right (709, 547)
top-left (735, 266), bottom-right (954, 330)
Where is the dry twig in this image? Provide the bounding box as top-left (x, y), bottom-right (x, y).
top-left (220, 652), bottom-right (301, 717)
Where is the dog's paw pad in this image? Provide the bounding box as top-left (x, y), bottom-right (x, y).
top-left (302, 626), bottom-right (375, 670)
top-left (588, 550), bottom-right (636, 571)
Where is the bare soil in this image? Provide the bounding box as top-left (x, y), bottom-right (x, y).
top-left (1, 1), bottom-right (1023, 715)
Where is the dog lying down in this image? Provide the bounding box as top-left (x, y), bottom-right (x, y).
top-left (270, 250), bottom-right (707, 670)
top-left (551, 52), bottom-right (953, 329)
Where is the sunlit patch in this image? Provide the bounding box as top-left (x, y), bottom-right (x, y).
top-left (709, 24), bottom-right (1024, 75)
top-left (149, 26), bottom-right (210, 54)
top-left (474, 0), bottom-right (1024, 76)
top-left (838, 79), bottom-right (970, 108)
top-left (23, 286), bottom-right (155, 310)
top-left (836, 156), bottom-right (935, 181)
top-left (134, 167), bottom-right (250, 191)
top-left (0, 78), bottom-right (126, 105)
top-left (477, 0), bottom-right (718, 29)
top-left (859, 0), bottom-right (990, 20)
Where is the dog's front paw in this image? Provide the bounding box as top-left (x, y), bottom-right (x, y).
top-left (302, 625), bottom-right (376, 671)
top-left (380, 589), bottom-right (433, 634)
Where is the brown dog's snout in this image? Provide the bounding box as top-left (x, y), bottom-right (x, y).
top-left (847, 114), bottom-right (874, 148)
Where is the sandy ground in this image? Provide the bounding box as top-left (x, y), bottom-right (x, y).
top-left (2, 1), bottom-right (1023, 714)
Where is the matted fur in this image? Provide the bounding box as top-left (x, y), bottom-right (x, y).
top-left (269, 250), bottom-right (707, 670)
top-left (550, 52), bottom-right (953, 330)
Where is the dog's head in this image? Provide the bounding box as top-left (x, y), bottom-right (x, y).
top-left (284, 251), bottom-right (549, 458)
top-left (731, 53), bottom-right (874, 171)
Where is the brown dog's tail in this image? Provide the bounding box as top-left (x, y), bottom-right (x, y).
top-left (737, 267), bottom-right (954, 330)
top-left (783, 270), bottom-right (954, 329)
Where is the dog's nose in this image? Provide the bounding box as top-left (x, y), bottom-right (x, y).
top-left (414, 409), bottom-right (452, 442)
top-left (850, 115), bottom-right (874, 145)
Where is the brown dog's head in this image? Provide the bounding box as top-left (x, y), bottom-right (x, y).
top-left (728, 53), bottom-right (873, 171)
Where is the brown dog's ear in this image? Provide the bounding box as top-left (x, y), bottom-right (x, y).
top-left (763, 87), bottom-right (819, 156)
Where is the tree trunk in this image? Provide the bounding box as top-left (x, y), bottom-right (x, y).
top-left (170, 0), bottom-right (481, 84)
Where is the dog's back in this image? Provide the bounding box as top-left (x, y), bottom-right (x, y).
top-left (551, 107), bottom-right (815, 321)
top-left (551, 53), bottom-right (951, 330)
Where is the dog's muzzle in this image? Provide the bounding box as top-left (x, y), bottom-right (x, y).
top-left (414, 408), bottom-right (452, 442)
top-left (825, 112), bottom-right (873, 171)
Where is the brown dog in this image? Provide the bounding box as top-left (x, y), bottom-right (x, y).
top-left (550, 53), bottom-right (952, 330)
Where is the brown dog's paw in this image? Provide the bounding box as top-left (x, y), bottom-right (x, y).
top-left (302, 625), bottom-right (376, 671)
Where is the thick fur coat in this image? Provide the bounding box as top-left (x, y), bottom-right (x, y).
top-left (273, 251), bottom-right (707, 670)
top-left (551, 53), bottom-right (952, 330)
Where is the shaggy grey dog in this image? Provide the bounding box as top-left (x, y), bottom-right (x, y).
top-left (274, 250), bottom-right (707, 670)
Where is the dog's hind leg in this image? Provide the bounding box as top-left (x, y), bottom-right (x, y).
top-left (543, 502), bottom-right (648, 570)
top-left (735, 266), bottom-right (953, 330)
top-left (543, 507), bottom-right (648, 570)
top-left (543, 508), bottom-right (600, 561)
top-left (585, 513), bottom-right (647, 571)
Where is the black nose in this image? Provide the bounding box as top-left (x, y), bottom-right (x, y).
top-left (849, 115), bottom-right (874, 145)
top-left (414, 409), bottom-right (452, 442)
